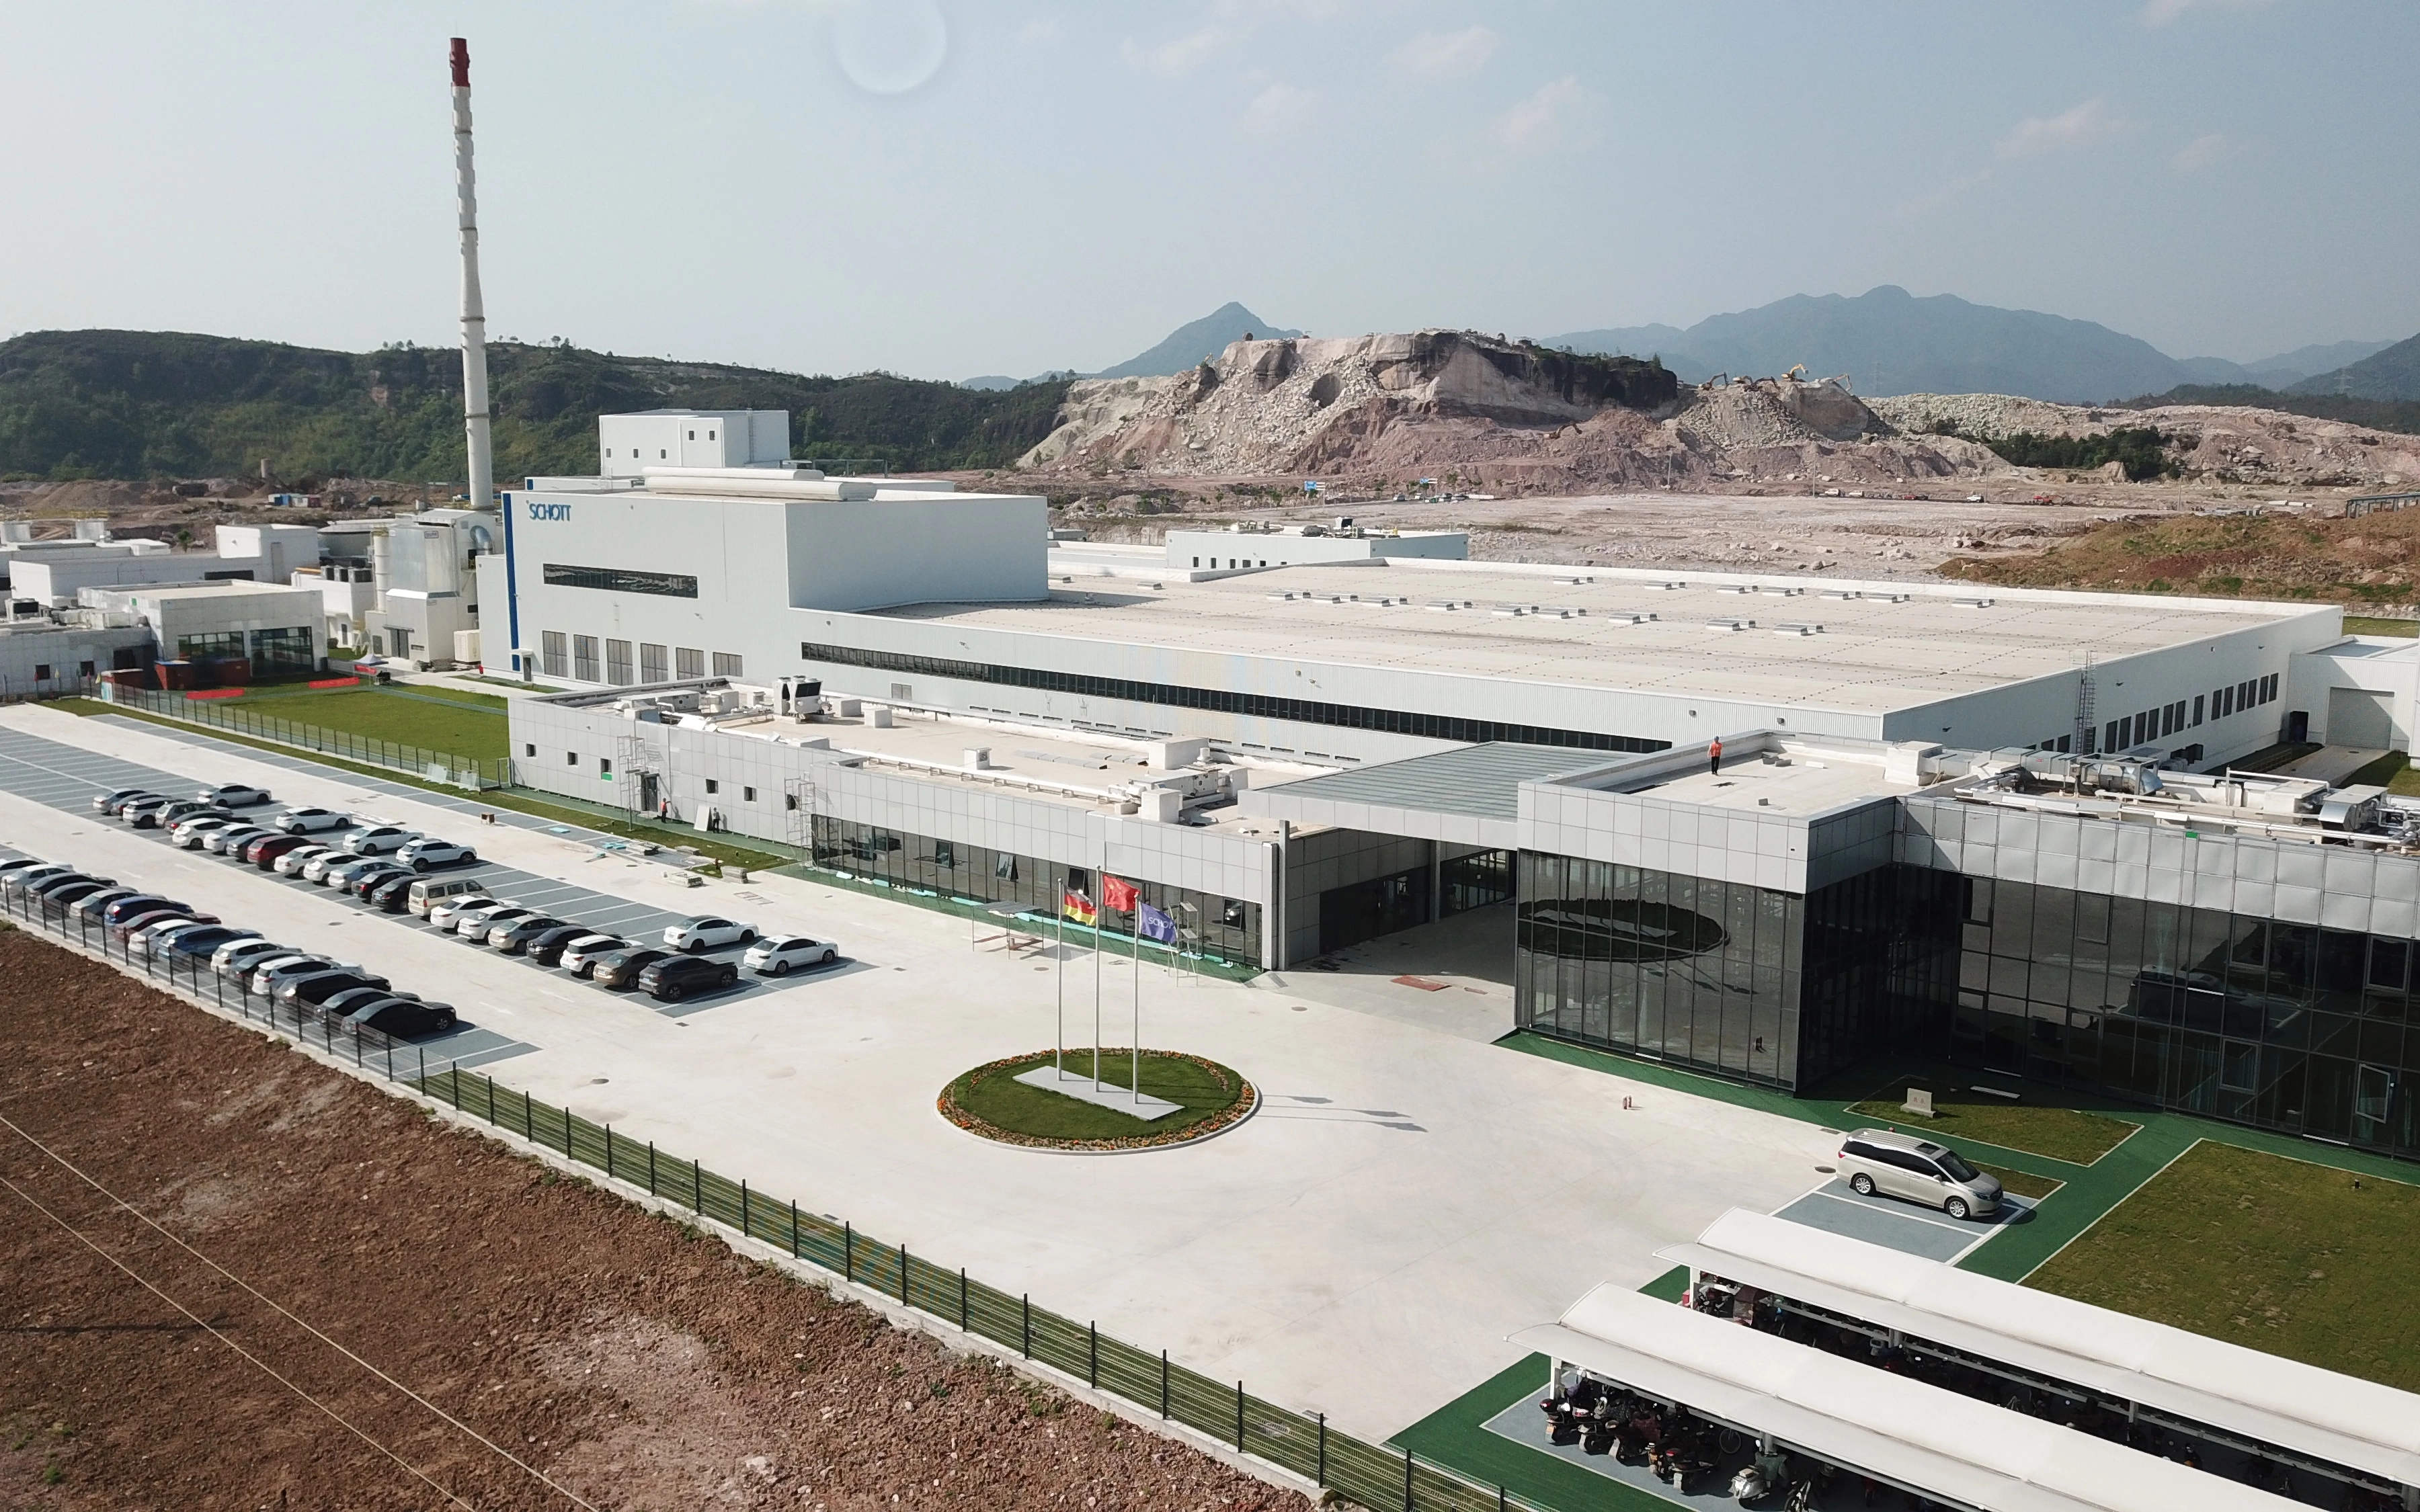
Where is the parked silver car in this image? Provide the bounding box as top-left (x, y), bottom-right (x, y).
top-left (1835, 1127), bottom-right (2003, 1220)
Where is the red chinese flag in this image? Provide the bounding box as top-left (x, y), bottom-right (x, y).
top-left (1102, 875), bottom-right (1139, 912)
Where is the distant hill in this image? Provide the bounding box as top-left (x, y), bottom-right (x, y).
top-left (2109, 382), bottom-right (2420, 438)
top-left (1547, 287), bottom-right (2398, 405)
top-left (2249, 339), bottom-right (2398, 388)
top-left (0, 330), bottom-right (1070, 483)
top-left (2292, 331), bottom-right (2420, 402)
top-left (1092, 302), bottom-right (1303, 379)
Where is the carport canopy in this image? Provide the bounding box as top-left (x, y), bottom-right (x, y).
top-left (1513, 1286), bottom-right (2302, 1512)
top-left (1659, 1209), bottom-right (2420, 1493)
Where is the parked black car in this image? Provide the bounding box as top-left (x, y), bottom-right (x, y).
top-left (524, 924), bottom-right (596, 967)
top-left (593, 946), bottom-right (674, 990)
top-left (274, 968), bottom-right (393, 1010)
top-left (638, 954), bottom-right (739, 1003)
top-left (348, 863), bottom-right (415, 900)
top-left (345, 997), bottom-right (458, 1039)
top-left (368, 873), bottom-right (419, 913)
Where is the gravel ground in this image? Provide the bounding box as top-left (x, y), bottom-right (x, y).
top-left (0, 929), bottom-right (1310, 1511)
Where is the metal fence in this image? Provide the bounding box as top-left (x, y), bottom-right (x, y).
top-left (2, 884), bottom-right (477, 1085)
top-left (105, 683), bottom-right (512, 790)
top-left (2, 880), bottom-right (1554, 1512)
top-left (413, 1061), bottom-right (1542, 1512)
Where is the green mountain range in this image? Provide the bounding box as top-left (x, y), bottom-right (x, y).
top-left (1548, 286), bottom-right (2406, 404)
top-left (0, 329), bottom-right (1071, 485)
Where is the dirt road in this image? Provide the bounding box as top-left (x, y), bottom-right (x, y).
top-left (0, 929), bottom-right (1305, 1511)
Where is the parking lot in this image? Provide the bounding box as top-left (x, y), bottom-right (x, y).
top-left (0, 720), bottom-right (844, 1017)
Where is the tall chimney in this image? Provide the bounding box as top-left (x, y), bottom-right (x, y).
top-left (450, 37), bottom-right (493, 513)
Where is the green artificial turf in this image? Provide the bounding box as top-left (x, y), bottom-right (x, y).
top-left (946, 1050), bottom-right (1243, 1144)
top-left (2027, 1142), bottom-right (2420, 1394)
top-left (1973, 1161), bottom-right (2063, 1202)
top-left (2342, 616), bottom-right (2419, 638)
top-left (1847, 1074), bottom-right (2139, 1165)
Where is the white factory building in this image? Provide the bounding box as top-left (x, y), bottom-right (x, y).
top-left (0, 505), bottom-right (502, 691)
top-left (484, 411), bottom-right (2420, 1161)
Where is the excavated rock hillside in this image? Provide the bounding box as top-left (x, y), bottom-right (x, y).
top-left (1019, 331), bottom-right (2007, 492)
top-left (1018, 329), bottom-right (2420, 498)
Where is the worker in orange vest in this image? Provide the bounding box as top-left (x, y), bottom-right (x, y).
top-left (1709, 737), bottom-right (1724, 776)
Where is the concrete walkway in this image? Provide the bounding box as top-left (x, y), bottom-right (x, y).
top-left (2270, 744), bottom-right (2394, 784)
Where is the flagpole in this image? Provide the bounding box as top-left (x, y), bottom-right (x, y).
top-left (1093, 861), bottom-right (1104, 1093)
top-left (1132, 896), bottom-right (1141, 1105)
top-left (1055, 896), bottom-right (1065, 1080)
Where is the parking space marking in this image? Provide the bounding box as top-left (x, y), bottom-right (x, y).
top-left (1770, 1178), bottom-right (2038, 1265)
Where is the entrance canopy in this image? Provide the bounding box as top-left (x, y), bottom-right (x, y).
top-left (1244, 741), bottom-right (1611, 847)
top-left (1660, 1210), bottom-right (2420, 1492)
top-left (1516, 1286), bottom-right (2298, 1512)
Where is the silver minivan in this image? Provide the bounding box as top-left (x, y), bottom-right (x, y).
top-left (408, 874), bottom-right (488, 917)
top-left (1836, 1128), bottom-right (2003, 1220)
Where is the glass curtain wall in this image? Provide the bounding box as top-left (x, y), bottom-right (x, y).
top-left (1515, 853), bottom-right (1800, 1089)
top-left (811, 814), bottom-right (1260, 970)
top-left (1945, 874), bottom-right (2420, 1156)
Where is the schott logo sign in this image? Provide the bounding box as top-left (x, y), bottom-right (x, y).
top-left (526, 501), bottom-right (573, 521)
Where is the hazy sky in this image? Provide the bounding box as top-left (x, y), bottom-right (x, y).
top-left (5, 1), bottom-right (2413, 380)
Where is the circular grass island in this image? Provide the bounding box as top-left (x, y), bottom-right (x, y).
top-left (940, 1049), bottom-right (1256, 1152)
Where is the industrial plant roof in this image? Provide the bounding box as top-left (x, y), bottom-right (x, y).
top-left (867, 562), bottom-right (2328, 716)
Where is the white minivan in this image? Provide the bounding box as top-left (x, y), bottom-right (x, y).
top-left (1835, 1128), bottom-right (2003, 1220)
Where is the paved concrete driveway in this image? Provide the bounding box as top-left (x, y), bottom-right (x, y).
top-left (0, 704), bottom-right (1839, 1441)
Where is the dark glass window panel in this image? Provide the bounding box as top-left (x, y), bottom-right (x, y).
top-left (542, 563), bottom-right (700, 597)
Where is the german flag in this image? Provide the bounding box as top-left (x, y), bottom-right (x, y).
top-left (1061, 890), bottom-right (1096, 925)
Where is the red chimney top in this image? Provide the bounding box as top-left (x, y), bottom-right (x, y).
top-left (449, 37), bottom-right (470, 89)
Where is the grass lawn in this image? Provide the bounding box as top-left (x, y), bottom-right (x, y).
top-left (946, 1049), bottom-right (1244, 1144)
top-left (2027, 1142), bottom-right (2420, 1394)
top-left (2343, 616), bottom-right (2419, 638)
top-left (225, 683), bottom-right (511, 759)
top-left (1973, 1161), bottom-right (2063, 1202)
top-left (1847, 1073), bottom-right (2139, 1165)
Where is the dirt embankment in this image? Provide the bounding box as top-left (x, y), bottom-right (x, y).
top-left (0, 929), bottom-right (1306, 1511)
top-left (1941, 502), bottom-right (2420, 610)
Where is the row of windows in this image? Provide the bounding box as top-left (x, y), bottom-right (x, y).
top-left (540, 563), bottom-right (700, 599)
top-left (539, 631), bottom-right (739, 685)
top-left (797, 640), bottom-right (1665, 753)
top-left (2038, 673), bottom-right (2284, 755)
top-left (1193, 556), bottom-right (1270, 569)
top-left (2103, 675), bottom-right (2276, 753)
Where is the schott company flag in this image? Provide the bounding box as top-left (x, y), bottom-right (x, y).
top-left (1137, 901), bottom-right (1178, 946)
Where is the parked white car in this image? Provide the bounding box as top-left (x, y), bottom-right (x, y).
top-left (743, 935), bottom-right (839, 975)
top-left (425, 894), bottom-right (499, 932)
top-left (323, 855), bottom-right (393, 890)
top-left (272, 806), bottom-right (353, 834)
top-left (661, 916), bottom-right (758, 952)
top-left (300, 850), bottom-right (352, 884)
top-left (202, 825), bottom-right (272, 856)
top-left (557, 935), bottom-right (629, 978)
top-left (274, 844), bottom-right (335, 878)
top-left (214, 937), bottom-right (296, 979)
top-left (395, 837), bottom-right (477, 872)
top-left (452, 902), bottom-right (533, 938)
top-left (169, 816), bottom-right (237, 849)
top-left (198, 782), bottom-right (274, 807)
top-left (341, 825), bottom-right (421, 855)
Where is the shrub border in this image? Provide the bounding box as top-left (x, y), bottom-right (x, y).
top-left (939, 1048), bottom-right (1257, 1154)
